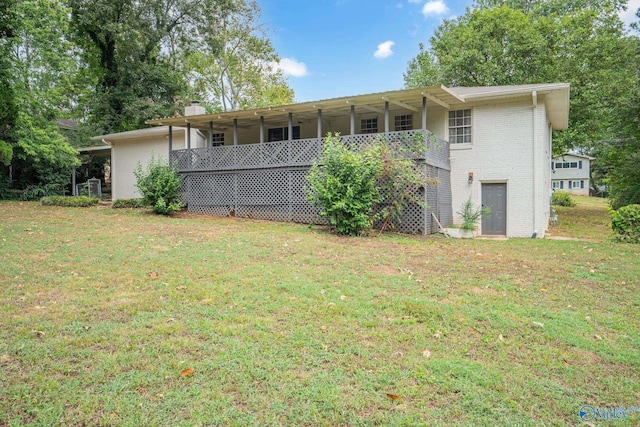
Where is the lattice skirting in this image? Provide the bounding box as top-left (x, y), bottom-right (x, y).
top-left (182, 165), bottom-right (452, 235)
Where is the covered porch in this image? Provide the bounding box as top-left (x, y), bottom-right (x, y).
top-left (146, 86), bottom-right (459, 234)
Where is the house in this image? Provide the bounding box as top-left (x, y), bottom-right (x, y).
top-left (551, 153), bottom-right (594, 196)
top-left (94, 84), bottom-right (570, 238)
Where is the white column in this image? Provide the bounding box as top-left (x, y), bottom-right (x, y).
top-left (186, 123), bottom-right (191, 149)
top-left (208, 121), bottom-right (213, 147)
top-left (422, 97), bottom-right (427, 130)
top-left (317, 109), bottom-right (322, 139)
top-left (233, 119), bottom-right (238, 146)
top-left (350, 105), bottom-right (355, 135)
top-left (288, 112), bottom-right (293, 141)
top-left (259, 116), bottom-right (265, 143)
top-left (384, 101), bottom-right (389, 133)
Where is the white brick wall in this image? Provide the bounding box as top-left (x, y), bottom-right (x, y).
top-left (449, 97), bottom-right (551, 237)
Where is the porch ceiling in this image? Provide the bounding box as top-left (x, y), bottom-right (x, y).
top-left (146, 85), bottom-right (464, 131)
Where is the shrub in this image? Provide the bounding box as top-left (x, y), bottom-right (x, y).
top-left (41, 196), bottom-right (99, 207)
top-left (306, 134), bottom-right (382, 236)
top-left (610, 204), bottom-right (640, 243)
top-left (551, 191), bottom-right (576, 207)
top-left (457, 197), bottom-right (490, 231)
top-left (21, 183), bottom-right (64, 201)
top-left (112, 198), bottom-right (147, 209)
top-left (133, 157), bottom-right (183, 215)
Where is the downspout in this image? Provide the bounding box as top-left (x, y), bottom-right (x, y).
top-left (532, 91), bottom-right (538, 238)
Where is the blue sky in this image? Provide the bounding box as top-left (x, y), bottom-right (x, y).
top-left (259, 0), bottom-right (473, 102)
top-left (259, 0), bottom-right (640, 103)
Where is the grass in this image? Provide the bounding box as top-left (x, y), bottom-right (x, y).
top-left (548, 195), bottom-right (612, 241)
top-left (1, 200), bottom-right (639, 426)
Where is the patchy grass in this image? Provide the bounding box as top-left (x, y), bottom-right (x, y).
top-left (549, 195), bottom-right (612, 241)
top-left (1, 201), bottom-right (639, 426)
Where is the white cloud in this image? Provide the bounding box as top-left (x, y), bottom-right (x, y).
top-left (619, 0), bottom-right (640, 28)
top-left (408, 0), bottom-right (421, 3)
top-left (374, 40), bottom-right (395, 59)
top-left (422, 0), bottom-right (449, 17)
top-left (273, 58), bottom-right (309, 77)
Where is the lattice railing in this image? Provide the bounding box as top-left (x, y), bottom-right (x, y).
top-left (170, 130), bottom-right (449, 173)
top-left (175, 129), bottom-right (452, 235)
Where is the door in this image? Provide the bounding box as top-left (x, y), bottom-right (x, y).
top-left (481, 183), bottom-right (507, 235)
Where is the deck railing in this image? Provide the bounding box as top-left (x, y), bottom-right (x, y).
top-left (170, 130), bottom-right (450, 173)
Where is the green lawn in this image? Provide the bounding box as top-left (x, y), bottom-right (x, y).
top-left (1, 201), bottom-right (639, 426)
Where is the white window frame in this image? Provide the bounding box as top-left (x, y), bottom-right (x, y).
top-left (361, 118), bottom-right (378, 134)
top-left (449, 109), bottom-right (471, 144)
top-left (394, 114), bottom-right (413, 131)
top-left (552, 181), bottom-right (561, 189)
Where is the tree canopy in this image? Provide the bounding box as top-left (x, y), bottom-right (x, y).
top-left (405, 0), bottom-right (640, 206)
top-left (0, 0), bottom-right (294, 197)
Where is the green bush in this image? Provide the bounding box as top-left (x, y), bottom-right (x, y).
top-left (306, 134), bottom-right (382, 236)
top-left (21, 183), bottom-right (64, 201)
top-left (610, 204), bottom-right (640, 243)
top-left (112, 198), bottom-right (147, 209)
top-left (133, 157), bottom-right (183, 215)
top-left (41, 196), bottom-right (99, 207)
top-left (551, 191), bottom-right (576, 207)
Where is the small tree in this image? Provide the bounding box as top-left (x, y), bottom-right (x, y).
top-left (457, 197), bottom-right (490, 231)
top-left (134, 157), bottom-right (183, 215)
top-left (306, 134), bottom-right (382, 236)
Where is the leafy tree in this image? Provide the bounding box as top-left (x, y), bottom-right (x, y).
top-left (182, 0), bottom-right (293, 111)
top-left (404, 2), bottom-right (637, 154)
top-left (0, 0), bottom-right (17, 168)
top-left (4, 0), bottom-right (81, 193)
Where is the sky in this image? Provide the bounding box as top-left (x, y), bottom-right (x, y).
top-left (258, 0), bottom-right (640, 103)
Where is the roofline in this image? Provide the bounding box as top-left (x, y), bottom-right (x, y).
top-left (145, 85), bottom-right (465, 127)
top-left (553, 152), bottom-right (596, 160)
top-left (91, 126), bottom-right (185, 142)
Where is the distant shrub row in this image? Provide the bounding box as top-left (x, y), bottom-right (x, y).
top-left (610, 204), bottom-right (640, 243)
top-left (112, 198), bottom-right (147, 209)
top-left (40, 196), bottom-right (99, 207)
top-left (551, 191), bottom-right (576, 207)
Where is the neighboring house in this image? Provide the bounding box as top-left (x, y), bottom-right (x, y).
top-left (94, 84), bottom-right (569, 238)
top-left (551, 153), bottom-right (594, 196)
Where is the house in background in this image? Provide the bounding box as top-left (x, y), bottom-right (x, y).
top-left (551, 153), bottom-right (594, 196)
top-left (95, 83), bottom-right (570, 238)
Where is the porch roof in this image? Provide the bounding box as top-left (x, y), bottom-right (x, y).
top-left (146, 85), bottom-right (465, 130)
top-left (146, 83), bottom-right (570, 131)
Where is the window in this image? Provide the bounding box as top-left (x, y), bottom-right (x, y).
top-left (449, 109), bottom-right (471, 143)
top-left (394, 114), bottom-right (413, 131)
top-left (554, 161), bottom-right (579, 169)
top-left (571, 181), bottom-right (582, 189)
top-left (361, 118), bottom-right (378, 134)
top-left (267, 126), bottom-right (300, 142)
top-left (211, 133), bottom-right (225, 147)
top-left (552, 181), bottom-right (561, 189)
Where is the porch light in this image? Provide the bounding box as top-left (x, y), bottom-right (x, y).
top-left (468, 172), bottom-right (474, 185)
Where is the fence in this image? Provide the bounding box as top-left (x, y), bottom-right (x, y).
top-left (171, 130), bottom-right (452, 234)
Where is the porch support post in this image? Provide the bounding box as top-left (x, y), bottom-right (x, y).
top-left (208, 121), bottom-right (213, 147)
top-left (317, 109), bottom-right (322, 139)
top-left (72, 167), bottom-right (76, 196)
top-left (422, 96), bottom-right (427, 130)
top-left (259, 116), bottom-right (265, 143)
top-left (288, 112), bottom-right (293, 141)
top-left (186, 123), bottom-right (191, 149)
top-left (350, 105), bottom-right (355, 135)
top-left (233, 119), bottom-right (238, 146)
top-left (384, 101), bottom-right (390, 133)
top-left (168, 125), bottom-right (173, 166)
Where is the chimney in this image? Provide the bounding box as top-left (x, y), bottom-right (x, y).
top-left (185, 100), bottom-right (205, 116)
